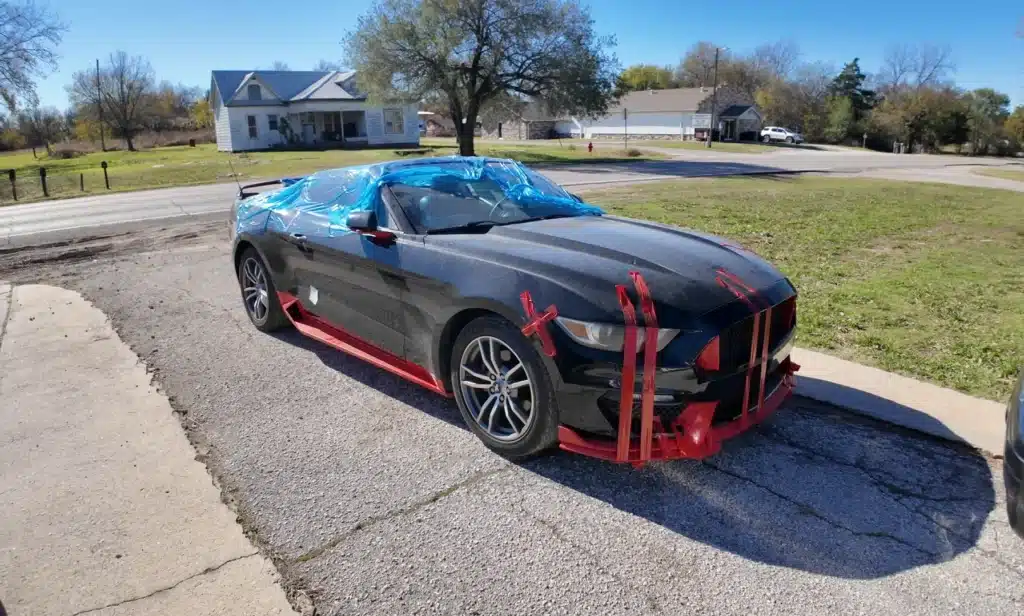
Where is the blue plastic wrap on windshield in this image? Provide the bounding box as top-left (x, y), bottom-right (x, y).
top-left (234, 156), bottom-right (604, 238)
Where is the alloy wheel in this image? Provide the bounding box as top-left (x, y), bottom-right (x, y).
top-left (458, 336), bottom-right (535, 442)
top-left (241, 257), bottom-right (270, 324)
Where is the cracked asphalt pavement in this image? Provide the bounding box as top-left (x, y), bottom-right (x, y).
top-left (3, 222), bottom-right (1022, 615)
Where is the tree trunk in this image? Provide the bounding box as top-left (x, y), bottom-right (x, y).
top-left (126, 135), bottom-right (135, 152)
top-left (456, 121), bottom-right (475, 156)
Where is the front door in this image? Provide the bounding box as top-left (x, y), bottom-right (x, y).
top-left (304, 232), bottom-right (406, 358)
top-left (722, 119), bottom-right (737, 141)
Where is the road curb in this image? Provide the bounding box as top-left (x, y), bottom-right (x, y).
top-left (791, 347), bottom-right (1006, 456)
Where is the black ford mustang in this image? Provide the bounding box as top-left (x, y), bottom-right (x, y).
top-left (229, 156), bottom-right (799, 465)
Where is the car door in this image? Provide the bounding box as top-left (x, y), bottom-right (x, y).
top-left (297, 195), bottom-right (407, 358)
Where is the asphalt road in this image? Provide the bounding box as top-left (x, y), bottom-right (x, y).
top-left (2, 222), bottom-right (1022, 615)
top-left (1, 148), bottom-right (1020, 244)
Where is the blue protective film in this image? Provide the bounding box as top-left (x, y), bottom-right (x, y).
top-left (234, 156), bottom-right (604, 238)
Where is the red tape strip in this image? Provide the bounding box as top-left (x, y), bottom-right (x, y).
top-left (615, 285), bottom-right (638, 462)
top-left (630, 271), bottom-right (658, 463)
top-left (520, 291), bottom-right (558, 357)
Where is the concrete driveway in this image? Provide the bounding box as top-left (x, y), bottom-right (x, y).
top-left (2, 221), bottom-right (1022, 615)
top-left (1, 147), bottom-right (1020, 245)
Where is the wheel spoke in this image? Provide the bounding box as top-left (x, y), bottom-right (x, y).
top-left (477, 393), bottom-right (498, 426)
top-left (462, 366), bottom-right (491, 383)
top-left (478, 339), bottom-right (499, 376)
top-left (506, 397), bottom-right (528, 427)
top-left (461, 380), bottom-right (491, 390)
top-left (503, 362), bottom-right (524, 379)
top-left (489, 340), bottom-right (501, 376)
top-left (506, 379), bottom-right (530, 390)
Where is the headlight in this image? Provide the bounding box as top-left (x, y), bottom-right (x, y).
top-left (554, 316), bottom-right (679, 352)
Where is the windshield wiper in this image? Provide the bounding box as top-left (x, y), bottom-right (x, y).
top-left (425, 221), bottom-right (497, 235)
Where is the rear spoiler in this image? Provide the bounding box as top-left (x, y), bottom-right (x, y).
top-left (237, 177), bottom-right (303, 199)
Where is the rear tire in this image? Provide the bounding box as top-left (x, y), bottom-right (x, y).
top-left (450, 315), bottom-right (559, 460)
top-left (237, 247), bottom-right (289, 332)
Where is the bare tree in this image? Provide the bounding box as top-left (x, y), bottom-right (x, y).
top-left (345, 0), bottom-right (619, 156)
top-left (0, 1), bottom-right (67, 111)
top-left (878, 43), bottom-right (954, 91)
top-left (749, 40), bottom-right (800, 79)
top-left (16, 104), bottom-right (63, 154)
top-left (67, 51), bottom-right (155, 151)
top-left (313, 59), bottom-right (342, 71)
top-left (674, 41), bottom-right (729, 88)
top-left (269, 61), bottom-right (290, 71)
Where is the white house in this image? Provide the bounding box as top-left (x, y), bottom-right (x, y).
top-left (568, 86), bottom-right (762, 142)
top-left (210, 70), bottom-right (420, 152)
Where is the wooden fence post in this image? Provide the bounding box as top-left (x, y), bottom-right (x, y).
top-left (7, 169), bottom-right (15, 201)
top-left (101, 161), bottom-right (109, 189)
top-left (39, 167), bottom-right (48, 197)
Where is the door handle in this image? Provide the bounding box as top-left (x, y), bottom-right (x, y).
top-left (288, 233), bottom-right (313, 253)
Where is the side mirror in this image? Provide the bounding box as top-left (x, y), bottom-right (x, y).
top-left (347, 209), bottom-right (396, 245)
top-left (347, 210), bottom-right (378, 231)
top-left (569, 193), bottom-right (583, 203)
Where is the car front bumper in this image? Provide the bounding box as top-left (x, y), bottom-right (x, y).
top-left (525, 275), bottom-right (799, 466)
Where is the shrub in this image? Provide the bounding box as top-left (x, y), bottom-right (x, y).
top-left (626, 148), bottom-right (643, 157)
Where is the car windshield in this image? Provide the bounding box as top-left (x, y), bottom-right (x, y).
top-left (385, 161), bottom-right (597, 234)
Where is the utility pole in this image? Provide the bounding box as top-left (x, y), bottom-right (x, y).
top-left (705, 47), bottom-right (720, 148)
top-left (96, 58), bottom-right (106, 152)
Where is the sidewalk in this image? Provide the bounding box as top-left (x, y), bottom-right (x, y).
top-left (0, 283), bottom-right (297, 616)
top-left (792, 347), bottom-right (1007, 456)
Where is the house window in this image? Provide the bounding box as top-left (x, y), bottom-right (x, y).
top-left (383, 108), bottom-right (404, 135)
top-left (247, 115), bottom-right (258, 139)
top-left (247, 84), bottom-right (262, 100)
top-left (268, 114), bottom-right (278, 131)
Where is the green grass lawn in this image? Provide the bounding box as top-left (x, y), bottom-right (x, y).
top-left (580, 177), bottom-right (1024, 401)
top-left (0, 141), bottom-right (663, 204)
top-left (974, 167), bottom-right (1024, 182)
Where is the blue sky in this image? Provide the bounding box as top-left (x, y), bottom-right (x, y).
top-left (32, 0), bottom-right (1023, 109)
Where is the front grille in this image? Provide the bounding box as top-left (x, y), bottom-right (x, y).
top-left (718, 296), bottom-right (795, 373)
top-left (708, 366), bottom-right (785, 425)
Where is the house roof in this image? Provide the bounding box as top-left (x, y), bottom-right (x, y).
top-left (211, 70), bottom-right (365, 105)
top-left (719, 104), bottom-right (757, 118)
top-left (610, 87), bottom-right (716, 113)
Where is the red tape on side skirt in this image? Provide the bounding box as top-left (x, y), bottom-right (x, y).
top-left (520, 291), bottom-right (558, 357)
top-left (630, 271), bottom-right (658, 463)
top-left (615, 285), bottom-right (639, 463)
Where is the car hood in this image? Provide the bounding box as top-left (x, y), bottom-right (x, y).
top-left (426, 214), bottom-right (793, 324)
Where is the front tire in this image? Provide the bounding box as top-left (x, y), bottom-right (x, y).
top-left (450, 316), bottom-right (559, 460)
top-left (237, 247), bottom-right (289, 332)
top-left (762, 134), bottom-right (771, 143)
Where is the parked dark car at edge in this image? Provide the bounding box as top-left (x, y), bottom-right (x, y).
top-left (228, 157), bottom-right (798, 462)
top-left (1004, 368), bottom-right (1024, 537)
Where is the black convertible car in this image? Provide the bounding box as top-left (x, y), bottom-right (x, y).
top-left (229, 156), bottom-right (799, 465)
